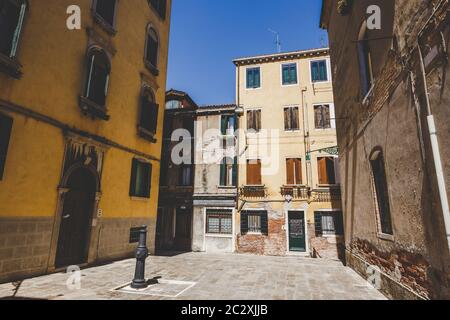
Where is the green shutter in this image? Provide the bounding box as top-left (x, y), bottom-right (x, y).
top-left (255, 68), bottom-right (260, 87)
top-left (221, 116), bottom-right (227, 135)
top-left (241, 212), bottom-right (249, 235)
top-left (314, 213), bottom-right (323, 237)
top-left (232, 156), bottom-right (238, 186)
top-left (220, 158), bottom-right (226, 186)
top-left (261, 212), bottom-right (268, 235)
top-left (129, 159), bottom-right (138, 196)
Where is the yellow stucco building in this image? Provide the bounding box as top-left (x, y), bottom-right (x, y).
top-left (234, 48), bottom-right (344, 258)
top-left (0, 0), bottom-right (171, 282)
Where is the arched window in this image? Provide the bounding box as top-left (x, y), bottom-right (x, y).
top-left (85, 48), bottom-right (111, 108)
top-left (94, 0), bottom-right (117, 28)
top-left (138, 87), bottom-right (159, 141)
top-left (145, 26), bottom-right (159, 75)
top-left (0, 0), bottom-right (27, 58)
top-left (357, 22), bottom-right (374, 98)
top-left (369, 148), bottom-right (393, 236)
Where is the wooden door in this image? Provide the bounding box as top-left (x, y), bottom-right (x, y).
top-left (55, 168), bottom-right (96, 268)
top-left (174, 208), bottom-right (192, 251)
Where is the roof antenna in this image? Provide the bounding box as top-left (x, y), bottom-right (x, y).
top-left (268, 29), bottom-right (281, 53)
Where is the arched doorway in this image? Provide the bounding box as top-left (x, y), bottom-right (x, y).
top-left (55, 167), bottom-right (97, 268)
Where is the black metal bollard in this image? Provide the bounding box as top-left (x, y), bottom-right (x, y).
top-left (131, 225), bottom-right (149, 289)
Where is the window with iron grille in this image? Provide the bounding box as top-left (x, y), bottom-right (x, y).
top-left (206, 210), bottom-right (232, 234)
top-left (314, 212), bottom-right (343, 236)
top-left (241, 211), bottom-right (268, 235)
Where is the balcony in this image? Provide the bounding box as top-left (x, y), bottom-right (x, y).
top-left (311, 186), bottom-right (342, 203)
top-left (239, 185), bottom-right (267, 199)
top-left (280, 185), bottom-right (309, 200)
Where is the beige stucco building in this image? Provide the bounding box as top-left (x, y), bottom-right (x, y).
top-left (234, 48), bottom-right (344, 258)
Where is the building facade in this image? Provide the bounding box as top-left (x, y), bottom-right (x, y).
top-left (156, 89), bottom-right (197, 253)
top-left (192, 105), bottom-right (240, 254)
top-left (321, 0), bottom-right (450, 299)
top-left (234, 49), bottom-right (344, 259)
top-left (0, 0), bottom-right (171, 283)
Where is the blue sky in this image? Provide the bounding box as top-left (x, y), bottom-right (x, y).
top-left (166, 0), bottom-right (328, 106)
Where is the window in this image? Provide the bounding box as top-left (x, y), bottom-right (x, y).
top-left (317, 157), bottom-right (336, 185)
top-left (0, 0), bottom-right (27, 58)
top-left (206, 210), bottom-right (232, 234)
top-left (370, 149), bottom-right (393, 235)
top-left (179, 165), bottom-right (192, 186)
top-left (165, 100), bottom-right (181, 110)
top-left (314, 212), bottom-right (344, 236)
top-left (246, 159), bottom-right (262, 185)
top-left (221, 115), bottom-right (236, 136)
top-left (94, 0), bottom-right (117, 29)
top-left (247, 110), bottom-right (261, 132)
top-left (145, 26), bottom-right (159, 75)
top-left (282, 63), bottom-right (297, 85)
top-left (220, 157), bottom-right (237, 187)
top-left (241, 211), bottom-right (268, 235)
top-left (0, 113), bottom-right (13, 180)
top-left (149, 0), bottom-right (167, 20)
top-left (130, 159), bottom-right (152, 198)
top-left (358, 23), bottom-right (374, 97)
top-left (138, 87), bottom-right (159, 140)
top-left (311, 60), bottom-right (328, 82)
top-left (284, 106), bottom-right (299, 131)
top-left (286, 158), bottom-right (302, 185)
top-left (314, 104), bottom-right (333, 129)
top-left (84, 49), bottom-right (110, 108)
top-left (246, 67), bottom-right (261, 89)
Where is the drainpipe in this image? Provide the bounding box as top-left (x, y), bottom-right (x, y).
top-left (417, 6), bottom-right (450, 252)
top-left (301, 87), bottom-right (310, 187)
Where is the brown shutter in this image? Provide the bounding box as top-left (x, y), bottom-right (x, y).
top-left (255, 110), bottom-right (261, 131)
top-left (292, 107), bottom-right (299, 130)
top-left (318, 157), bottom-right (328, 185)
top-left (247, 111), bottom-right (253, 130)
top-left (324, 105), bottom-right (331, 129)
top-left (247, 160), bottom-right (262, 185)
top-left (326, 157), bottom-right (336, 184)
top-left (284, 108), bottom-right (290, 130)
top-left (315, 106), bottom-right (322, 129)
top-left (286, 159), bottom-right (294, 185)
top-left (295, 158), bottom-right (302, 184)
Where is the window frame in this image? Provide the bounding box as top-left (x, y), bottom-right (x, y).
top-left (138, 86), bottom-right (159, 142)
top-left (310, 58), bottom-right (330, 83)
top-left (241, 210), bottom-right (268, 235)
top-left (283, 105), bottom-right (300, 131)
top-left (313, 103), bottom-right (336, 130)
top-left (129, 158), bottom-right (152, 199)
top-left (314, 211), bottom-right (344, 237)
top-left (286, 158), bottom-right (303, 186)
top-left (246, 109), bottom-right (261, 133)
top-left (148, 0), bottom-right (167, 20)
top-left (92, 0), bottom-right (118, 35)
top-left (205, 209), bottom-right (233, 235)
top-left (245, 66), bottom-right (261, 89)
top-left (246, 159), bottom-right (262, 186)
top-left (281, 62), bottom-right (299, 86)
top-left (317, 156), bottom-right (337, 186)
top-left (220, 156), bottom-right (237, 187)
top-left (144, 24), bottom-right (159, 76)
top-left (358, 21), bottom-right (375, 101)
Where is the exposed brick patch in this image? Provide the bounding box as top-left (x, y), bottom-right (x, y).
top-left (237, 218), bottom-right (286, 256)
top-left (308, 223), bottom-right (345, 260)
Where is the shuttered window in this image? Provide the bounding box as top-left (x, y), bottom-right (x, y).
top-left (246, 67), bottom-right (261, 89)
top-left (370, 150), bottom-right (393, 235)
top-left (314, 212), bottom-right (343, 236)
top-left (206, 210), bottom-right (232, 234)
top-left (130, 159), bottom-right (152, 198)
top-left (145, 27), bottom-right (159, 69)
top-left (247, 110), bottom-right (261, 132)
top-left (241, 211), bottom-right (268, 235)
top-left (0, 0), bottom-right (27, 58)
top-left (220, 157), bottom-right (237, 187)
top-left (95, 0), bottom-right (117, 27)
top-left (179, 165), bottom-right (192, 186)
top-left (246, 159), bottom-right (262, 185)
top-left (0, 113), bottom-right (13, 180)
top-left (317, 157), bottom-right (336, 185)
top-left (85, 49), bottom-right (110, 107)
top-left (358, 28), bottom-right (374, 97)
top-left (314, 105), bottom-right (331, 129)
top-left (311, 60), bottom-right (328, 82)
top-left (286, 158), bottom-right (302, 185)
top-left (139, 89), bottom-right (159, 135)
top-left (282, 63), bottom-right (298, 85)
top-left (284, 106), bottom-right (299, 131)
top-left (221, 115), bottom-right (236, 136)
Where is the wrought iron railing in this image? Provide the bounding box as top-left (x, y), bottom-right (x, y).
top-left (239, 185), bottom-right (268, 198)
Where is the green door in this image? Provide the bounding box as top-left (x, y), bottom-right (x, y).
top-left (288, 212), bottom-right (306, 252)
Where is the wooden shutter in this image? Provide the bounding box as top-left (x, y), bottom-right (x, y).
top-left (146, 163), bottom-right (152, 197)
top-left (286, 159), bottom-right (295, 185)
top-left (295, 158), bottom-right (302, 184)
top-left (326, 157), bottom-right (336, 184)
top-left (247, 111), bottom-right (253, 130)
top-left (220, 158), bottom-right (226, 186)
top-left (0, 114), bottom-right (13, 180)
top-left (247, 160), bottom-right (261, 185)
top-left (318, 157), bottom-right (328, 185)
top-left (129, 159), bottom-right (138, 196)
top-left (261, 212), bottom-right (268, 235)
top-left (291, 107), bottom-right (299, 130)
top-left (255, 110), bottom-right (261, 131)
top-left (314, 106), bottom-right (322, 129)
top-left (241, 212), bottom-right (249, 235)
top-left (284, 108), bottom-right (291, 130)
top-left (324, 105), bottom-right (331, 129)
top-left (314, 212), bottom-right (323, 236)
top-left (232, 156), bottom-right (238, 186)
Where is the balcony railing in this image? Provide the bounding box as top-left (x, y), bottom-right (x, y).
top-left (280, 185), bottom-right (309, 200)
top-left (311, 187), bottom-right (342, 202)
top-left (239, 185), bottom-right (267, 199)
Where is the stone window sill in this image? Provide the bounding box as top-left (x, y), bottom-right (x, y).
top-left (144, 60), bottom-right (159, 77)
top-left (92, 13), bottom-right (117, 36)
top-left (378, 233), bottom-right (394, 242)
top-left (79, 96), bottom-right (110, 120)
top-left (0, 53), bottom-right (22, 79)
top-left (138, 126), bottom-right (157, 143)
top-left (130, 196), bottom-right (150, 202)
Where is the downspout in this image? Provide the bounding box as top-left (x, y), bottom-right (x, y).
top-left (417, 19), bottom-right (450, 252)
top-left (301, 87), bottom-right (310, 186)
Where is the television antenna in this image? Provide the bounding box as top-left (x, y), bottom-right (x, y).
top-left (268, 29), bottom-right (281, 53)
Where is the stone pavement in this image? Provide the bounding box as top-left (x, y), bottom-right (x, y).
top-left (0, 252), bottom-right (386, 300)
